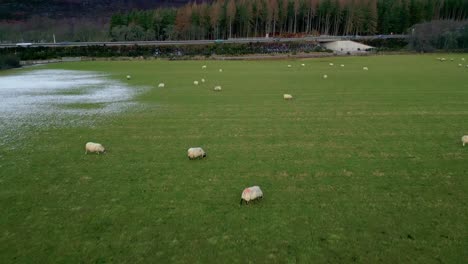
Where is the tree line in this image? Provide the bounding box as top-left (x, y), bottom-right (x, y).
top-left (109, 0), bottom-right (468, 41)
top-left (0, 16), bottom-right (109, 43)
top-left (409, 20), bottom-right (468, 52)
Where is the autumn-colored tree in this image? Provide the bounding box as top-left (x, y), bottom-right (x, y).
top-left (210, 1), bottom-right (222, 39)
top-left (175, 4), bottom-right (191, 39)
top-left (226, 0), bottom-right (237, 38)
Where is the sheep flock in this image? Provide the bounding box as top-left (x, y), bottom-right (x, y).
top-left (114, 57), bottom-right (467, 205)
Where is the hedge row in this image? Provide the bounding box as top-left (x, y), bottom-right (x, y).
top-left (361, 38), bottom-right (409, 51)
top-left (0, 42), bottom-right (330, 61)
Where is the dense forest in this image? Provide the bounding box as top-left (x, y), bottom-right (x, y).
top-left (109, 0), bottom-right (468, 41)
top-left (1, 0), bottom-right (467, 43)
top-left (0, 0), bottom-right (197, 20)
top-left (0, 0), bottom-right (198, 42)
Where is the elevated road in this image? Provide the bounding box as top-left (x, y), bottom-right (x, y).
top-left (0, 35), bottom-right (408, 48)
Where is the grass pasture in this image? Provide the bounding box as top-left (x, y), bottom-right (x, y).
top-left (1, 55), bottom-right (467, 263)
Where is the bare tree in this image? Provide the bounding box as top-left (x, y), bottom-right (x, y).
top-left (226, 0), bottom-right (237, 39)
top-left (269, 0), bottom-right (279, 36)
top-left (210, 1), bottom-right (222, 39)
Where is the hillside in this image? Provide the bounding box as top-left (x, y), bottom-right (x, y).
top-left (0, 0), bottom-right (208, 21)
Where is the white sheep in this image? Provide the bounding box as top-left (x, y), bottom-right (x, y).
top-left (240, 186), bottom-right (263, 205)
top-left (193, 81), bottom-right (199, 85)
top-left (287, 65), bottom-right (292, 68)
top-left (188, 147), bottom-right (206, 159)
top-left (202, 65), bottom-right (207, 69)
top-left (283, 94), bottom-right (293, 100)
top-left (85, 142), bottom-right (106, 154)
top-left (462, 58), bottom-right (465, 61)
top-left (340, 64), bottom-right (345, 67)
top-left (201, 78), bottom-right (205, 83)
top-left (459, 64), bottom-right (463, 67)
top-left (214, 86), bottom-right (222, 91)
top-left (158, 83), bottom-right (165, 88)
top-left (363, 67), bottom-right (369, 71)
top-left (329, 63), bottom-right (334, 66)
top-left (441, 58), bottom-right (446, 61)
top-left (126, 75), bottom-right (131, 80)
top-left (323, 74), bottom-right (328, 79)
top-left (462, 135), bottom-right (468, 146)
top-left (450, 58), bottom-right (454, 61)
top-left (301, 63), bottom-right (305, 67)
top-left (219, 69), bottom-right (223, 72)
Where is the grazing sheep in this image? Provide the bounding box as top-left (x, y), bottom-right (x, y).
top-left (158, 83), bottom-right (165, 88)
top-left (450, 58), bottom-right (454, 61)
top-left (459, 64), bottom-right (463, 67)
top-left (85, 142), bottom-right (106, 154)
top-left (301, 63), bottom-right (305, 67)
top-left (126, 75), bottom-right (131, 80)
top-left (323, 74), bottom-right (328, 79)
top-left (287, 65), bottom-right (292, 68)
top-left (340, 64), bottom-right (345, 67)
top-left (462, 135), bottom-right (468, 146)
top-left (193, 81), bottom-right (199, 85)
top-left (214, 86), bottom-right (222, 91)
top-left (202, 65), bottom-right (207, 69)
top-left (240, 186), bottom-right (263, 205)
top-left (462, 58), bottom-right (465, 61)
top-left (219, 69), bottom-right (223, 72)
top-left (201, 78), bottom-right (205, 83)
top-left (363, 67), bottom-right (369, 71)
top-left (283, 94), bottom-right (293, 100)
top-left (329, 63), bottom-right (334, 66)
top-left (441, 58), bottom-right (446, 61)
top-left (187, 147), bottom-right (206, 159)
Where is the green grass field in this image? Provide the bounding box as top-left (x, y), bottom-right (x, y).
top-left (1, 55), bottom-right (467, 263)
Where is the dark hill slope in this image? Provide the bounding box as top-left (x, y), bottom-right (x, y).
top-left (0, 0), bottom-right (208, 21)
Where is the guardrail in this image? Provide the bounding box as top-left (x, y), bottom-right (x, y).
top-left (0, 35), bottom-right (409, 48)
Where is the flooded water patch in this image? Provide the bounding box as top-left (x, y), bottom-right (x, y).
top-left (0, 69), bottom-right (142, 147)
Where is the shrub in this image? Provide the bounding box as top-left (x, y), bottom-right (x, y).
top-left (0, 54), bottom-right (20, 70)
top-left (362, 38), bottom-right (409, 51)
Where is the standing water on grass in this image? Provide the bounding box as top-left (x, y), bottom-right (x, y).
top-left (0, 69), bottom-right (141, 147)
